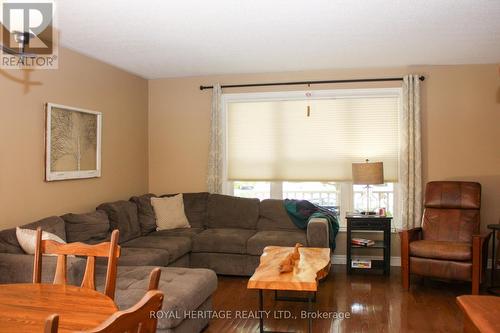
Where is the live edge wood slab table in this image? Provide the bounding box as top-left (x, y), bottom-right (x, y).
top-left (247, 246), bottom-right (331, 333)
top-left (0, 283), bottom-right (118, 332)
top-left (456, 295), bottom-right (500, 333)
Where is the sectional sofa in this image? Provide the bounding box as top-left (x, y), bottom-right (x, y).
top-left (0, 192), bottom-right (330, 332)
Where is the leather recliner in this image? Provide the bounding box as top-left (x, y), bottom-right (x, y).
top-left (400, 181), bottom-right (491, 294)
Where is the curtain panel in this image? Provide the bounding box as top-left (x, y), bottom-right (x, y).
top-left (206, 83), bottom-right (223, 193)
top-left (399, 74), bottom-right (423, 230)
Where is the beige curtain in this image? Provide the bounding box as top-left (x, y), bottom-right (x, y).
top-left (207, 83), bottom-right (223, 193)
top-left (399, 75), bottom-right (422, 230)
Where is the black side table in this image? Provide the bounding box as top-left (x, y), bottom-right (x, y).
top-left (346, 216), bottom-right (392, 275)
top-left (487, 224), bottom-right (500, 295)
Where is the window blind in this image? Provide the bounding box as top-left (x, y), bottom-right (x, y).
top-left (227, 95), bottom-right (400, 182)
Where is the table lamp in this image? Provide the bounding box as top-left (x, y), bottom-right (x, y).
top-left (352, 159), bottom-right (384, 215)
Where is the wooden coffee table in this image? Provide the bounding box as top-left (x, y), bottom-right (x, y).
top-left (248, 246), bottom-right (331, 333)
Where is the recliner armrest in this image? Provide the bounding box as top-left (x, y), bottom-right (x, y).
top-left (306, 217), bottom-right (329, 248)
top-left (472, 231), bottom-right (492, 244)
top-left (472, 231), bottom-right (492, 258)
top-left (400, 227), bottom-right (422, 290)
top-left (400, 227), bottom-right (422, 276)
top-left (471, 231), bottom-right (492, 288)
top-left (400, 227), bottom-right (423, 245)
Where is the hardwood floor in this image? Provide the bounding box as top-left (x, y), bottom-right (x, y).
top-left (205, 264), bottom-right (477, 333)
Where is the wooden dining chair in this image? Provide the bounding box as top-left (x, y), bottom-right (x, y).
top-left (85, 267), bottom-right (164, 333)
top-left (84, 289), bottom-right (164, 333)
top-left (44, 292), bottom-right (164, 333)
top-left (33, 227), bottom-right (121, 300)
top-left (44, 314), bottom-right (59, 333)
top-left (45, 268), bottom-right (164, 333)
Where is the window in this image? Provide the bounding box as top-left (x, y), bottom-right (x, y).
top-left (283, 182), bottom-right (339, 209)
top-left (233, 181), bottom-right (270, 200)
top-left (353, 183), bottom-right (395, 216)
top-left (223, 88), bottom-right (401, 229)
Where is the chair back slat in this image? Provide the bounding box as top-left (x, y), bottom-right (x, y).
top-left (104, 230), bottom-right (120, 300)
top-left (81, 256), bottom-right (96, 290)
top-left (33, 227), bottom-right (43, 284)
top-left (53, 255), bottom-right (67, 285)
top-left (33, 228), bottom-right (120, 300)
top-left (82, 290), bottom-right (164, 333)
top-left (42, 240), bottom-right (121, 258)
top-left (148, 267), bottom-right (161, 291)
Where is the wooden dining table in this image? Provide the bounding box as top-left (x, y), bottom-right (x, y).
top-left (0, 283), bottom-right (118, 332)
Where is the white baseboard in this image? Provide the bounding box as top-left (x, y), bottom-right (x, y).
top-left (332, 255), bottom-right (495, 269)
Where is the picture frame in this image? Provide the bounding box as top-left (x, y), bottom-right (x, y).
top-left (45, 103), bottom-right (102, 181)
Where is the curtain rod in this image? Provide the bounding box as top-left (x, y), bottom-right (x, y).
top-left (199, 76), bottom-right (425, 90)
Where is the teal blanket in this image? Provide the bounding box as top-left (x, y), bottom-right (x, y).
top-left (284, 199), bottom-right (339, 250)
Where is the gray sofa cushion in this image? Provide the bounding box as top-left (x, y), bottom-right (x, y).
top-left (162, 298), bottom-right (211, 333)
top-left (190, 252), bottom-right (254, 276)
top-left (182, 192), bottom-right (209, 228)
top-left (97, 201), bottom-right (141, 243)
top-left (192, 228), bottom-right (256, 254)
top-left (0, 216), bottom-right (66, 254)
top-left (247, 230), bottom-right (307, 256)
top-left (149, 227), bottom-right (204, 239)
top-left (161, 192), bottom-right (209, 228)
top-left (206, 194), bottom-right (259, 229)
top-left (121, 236), bottom-right (191, 263)
top-left (0, 228), bottom-right (23, 254)
top-left (96, 247), bottom-right (169, 267)
top-left (257, 199), bottom-right (298, 231)
top-left (0, 253), bottom-right (85, 284)
top-left (129, 193), bottom-right (157, 235)
top-left (95, 266), bottom-right (217, 330)
top-left (61, 210), bottom-right (110, 243)
top-left (22, 216), bottom-right (67, 242)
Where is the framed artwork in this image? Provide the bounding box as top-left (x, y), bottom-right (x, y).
top-left (45, 103), bottom-right (102, 181)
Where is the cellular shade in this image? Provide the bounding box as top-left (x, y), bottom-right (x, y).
top-left (227, 96), bottom-right (400, 182)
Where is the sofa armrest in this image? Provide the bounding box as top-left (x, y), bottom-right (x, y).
top-left (307, 217), bottom-right (329, 248)
top-left (0, 253), bottom-right (85, 285)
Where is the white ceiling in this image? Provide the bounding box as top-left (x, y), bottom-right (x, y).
top-left (54, 0), bottom-right (500, 79)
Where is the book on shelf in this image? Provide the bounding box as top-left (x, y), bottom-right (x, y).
top-left (351, 259), bottom-right (372, 269)
top-left (351, 238), bottom-right (375, 246)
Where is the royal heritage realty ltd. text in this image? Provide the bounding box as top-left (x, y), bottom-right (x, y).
top-left (150, 310), bottom-right (351, 320)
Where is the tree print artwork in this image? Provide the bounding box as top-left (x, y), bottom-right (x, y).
top-left (46, 103), bottom-right (101, 181)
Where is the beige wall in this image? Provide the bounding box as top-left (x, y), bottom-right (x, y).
top-left (149, 64), bottom-right (500, 257)
top-left (0, 48), bottom-right (149, 228)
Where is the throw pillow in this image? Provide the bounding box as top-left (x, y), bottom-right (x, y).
top-left (151, 194), bottom-right (191, 230)
top-left (160, 192), bottom-right (209, 228)
top-left (16, 227), bottom-right (65, 255)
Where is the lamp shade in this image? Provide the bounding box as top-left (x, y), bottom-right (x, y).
top-left (352, 161), bottom-right (384, 185)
